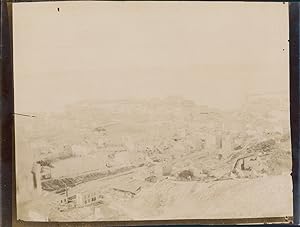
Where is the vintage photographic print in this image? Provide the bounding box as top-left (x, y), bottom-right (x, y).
top-left (13, 1), bottom-right (292, 222)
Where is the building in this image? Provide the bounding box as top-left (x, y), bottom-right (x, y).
top-left (58, 196), bottom-right (68, 206)
top-left (111, 180), bottom-right (142, 199)
top-left (71, 144), bottom-right (88, 157)
top-left (221, 134), bottom-right (234, 153)
top-left (216, 134), bottom-right (222, 150)
top-left (205, 133), bottom-right (217, 150)
top-left (56, 188), bottom-right (103, 208)
top-left (75, 190), bottom-right (103, 207)
top-left (41, 166), bottom-right (51, 180)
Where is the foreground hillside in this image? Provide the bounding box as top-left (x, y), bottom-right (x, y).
top-left (15, 95), bottom-right (292, 221)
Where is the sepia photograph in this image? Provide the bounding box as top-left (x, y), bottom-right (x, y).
top-left (13, 1), bottom-right (292, 222)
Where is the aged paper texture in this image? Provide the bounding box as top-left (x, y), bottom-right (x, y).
top-left (13, 1), bottom-right (292, 222)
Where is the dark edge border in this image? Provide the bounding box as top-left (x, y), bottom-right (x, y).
top-left (0, 1), bottom-right (296, 226)
top-left (289, 1), bottom-right (300, 225)
top-left (0, 0), bottom-right (14, 226)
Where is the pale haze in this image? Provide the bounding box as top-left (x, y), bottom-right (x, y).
top-left (13, 1), bottom-right (289, 113)
top-left (13, 2), bottom-right (292, 222)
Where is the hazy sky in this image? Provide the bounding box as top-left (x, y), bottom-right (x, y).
top-left (13, 1), bottom-right (289, 113)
